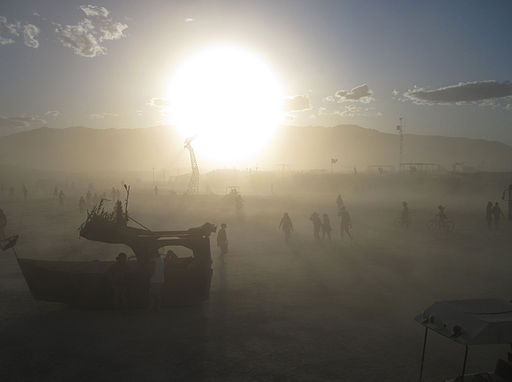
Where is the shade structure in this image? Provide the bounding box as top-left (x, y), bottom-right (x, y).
top-left (415, 299), bottom-right (512, 345)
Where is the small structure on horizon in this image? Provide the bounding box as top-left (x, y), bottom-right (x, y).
top-left (399, 162), bottom-right (442, 174)
top-left (367, 164), bottom-right (395, 174)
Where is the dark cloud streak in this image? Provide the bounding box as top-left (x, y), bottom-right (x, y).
top-left (404, 81), bottom-right (512, 104)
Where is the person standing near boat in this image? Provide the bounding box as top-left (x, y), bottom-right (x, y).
top-left (149, 253), bottom-right (165, 311)
top-left (217, 223), bottom-right (228, 263)
top-left (108, 252), bottom-right (129, 309)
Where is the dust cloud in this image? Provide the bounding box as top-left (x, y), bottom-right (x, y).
top-left (1, 169), bottom-right (511, 381)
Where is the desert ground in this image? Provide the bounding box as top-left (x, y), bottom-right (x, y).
top-left (0, 172), bottom-right (511, 381)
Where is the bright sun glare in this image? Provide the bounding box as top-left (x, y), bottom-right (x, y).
top-left (167, 46), bottom-right (284, 164)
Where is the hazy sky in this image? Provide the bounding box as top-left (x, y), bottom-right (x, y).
top-left (1, 0), bottom-right (512, 143)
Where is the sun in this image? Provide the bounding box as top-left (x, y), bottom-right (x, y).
top-left (167, 45), bottom-right (284, 164)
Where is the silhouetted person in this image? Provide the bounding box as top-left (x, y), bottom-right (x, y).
top-left (79, 196), bottom-right (86, 214)
top-left (235, 194), bottom-right (244, 218)
top-left (149, 253), bottom-right (165, 311)
top-left (113, 200), bottom-right (127, 225)
top-left (85, 190), bottom-right (92, 207)
top-left (339, 206), bottom-right (352, 240)
top-left (322, 213), bottom-right (332, 241)
top-left (154, 185), bottom-right (158, 196)
top-left (401, 201), bottom-right (409, 228)
top-left (0, 208), bottom-right (6, 238)
top-left (108, 252), bottom-right (129, 308)
top-left (310, 212), bottom-right (322, 242)
top-left (22, 184), bottom-right (28, 201)
top-left (493, 202), bottom-right (504, 228)
top-left (279, 212), bottom-right (293, 243)
top-left (58, 190), bottom-right (65, 205)
top-left (486, 201), bottom-right (493, 229)
top-left (217, 223), bottom-right (228, 262)
top-left (336, 195), bottom-right (344, 211)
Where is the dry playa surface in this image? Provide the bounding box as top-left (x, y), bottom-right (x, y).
top-left (0, 191), bottom-right (510, 381)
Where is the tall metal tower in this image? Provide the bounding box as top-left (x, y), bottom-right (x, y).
top-left (184, 137), bottom-right (199, 194)
top-left (396, 117), bottom-right (405, 170)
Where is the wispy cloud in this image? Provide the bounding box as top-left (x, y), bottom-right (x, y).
top-left (332, 84), bottom-right (374, 104)
top-left (0, 115), bottom-right (46, 134)
top-left (318, 104), bottom-right (379, 118)
top-left (23, 24), bottom-right (39, 48)
top-left (0, 16), bottom-right (19, 45)
top-left (402, 81), bottom-right (512, 105)
top-left (147, 98), bottom-right (169, 117)
top-left (89, 112), bottom-right (119, 119)
top-left (55, 5), bottom-right (127, 57)
top-left (283, 95), bottom-right (311, 112)
top-left (148, 98), bottom-right (169, 107)
top-left (0, 16), bottom-right (40, 48)
top-left (45, 110), bottom-right (62, 117)
top-left (335, 104), bottom-right (364, 117)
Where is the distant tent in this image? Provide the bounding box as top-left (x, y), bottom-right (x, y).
top-left (415, 299), bottom-right (512, 345)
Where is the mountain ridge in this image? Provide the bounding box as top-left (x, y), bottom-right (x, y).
top-left (0, 125), bottom-right (510, 172)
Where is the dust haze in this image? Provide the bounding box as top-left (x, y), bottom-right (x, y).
top-left (1, 153), bottom-right (511, 380)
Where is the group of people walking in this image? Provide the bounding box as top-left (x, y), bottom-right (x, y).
top-left (278, 194), bottom-right (353, 244)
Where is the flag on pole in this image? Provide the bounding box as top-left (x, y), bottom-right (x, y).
top-left (331, 158), bottom-right (338, 164)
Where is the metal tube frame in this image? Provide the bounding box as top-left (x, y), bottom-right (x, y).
top-left (419, 327), bottom-right (428, 382)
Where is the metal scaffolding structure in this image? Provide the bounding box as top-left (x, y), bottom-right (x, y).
top-left (184, 137), bottom-right (200, 194)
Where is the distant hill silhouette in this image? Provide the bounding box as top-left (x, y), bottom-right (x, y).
top-left (264, 125), bottom-right (512, 172)
top-left (0, 125), bottom-right (510, 172)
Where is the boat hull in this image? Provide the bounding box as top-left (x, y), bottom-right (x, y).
top-left (17, 258), bottom-right (212, 308)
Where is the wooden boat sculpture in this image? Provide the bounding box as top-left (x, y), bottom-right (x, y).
top-left (17, 196), bottom-right (216, 308)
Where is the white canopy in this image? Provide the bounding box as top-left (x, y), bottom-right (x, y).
top-left (415, 299), bottom-right (512, 345)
